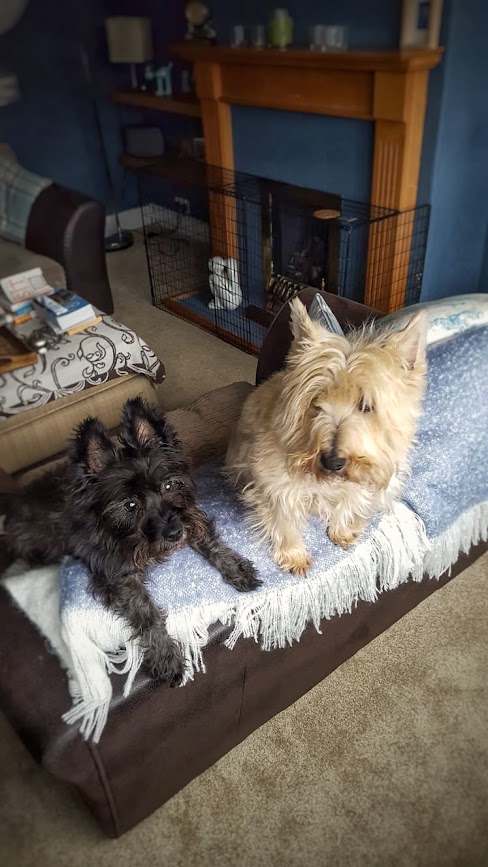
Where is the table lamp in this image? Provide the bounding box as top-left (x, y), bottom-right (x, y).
top-left (105, 16), bottom-right (153, 90)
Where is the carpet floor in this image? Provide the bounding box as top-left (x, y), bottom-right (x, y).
top-left (0, 238), bottom-right (487, 866)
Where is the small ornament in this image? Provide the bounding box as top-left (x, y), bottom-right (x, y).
top-left (208, 257), bottom-right (242, 310)
top-left (144, 62), bottom-right (173, 97)
top-left (269, 8), bottom-right (293, 49)
top-left (185, 1), bottom-right (216, 44)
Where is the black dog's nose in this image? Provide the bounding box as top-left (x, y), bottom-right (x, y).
top-left (320, 453), bottom-right (346, 473)
top-left (165, 523), bottom-right (183, 542)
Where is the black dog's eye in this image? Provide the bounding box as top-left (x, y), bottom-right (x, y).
top-left (126, 500), bottom-right (137, 511)
top-left (163, 480), bottom-right (173, 491)
top-left (358, 396), bottom-right (373, 413)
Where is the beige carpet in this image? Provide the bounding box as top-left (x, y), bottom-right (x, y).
top-left (1, 238), bottom-right (487, 866)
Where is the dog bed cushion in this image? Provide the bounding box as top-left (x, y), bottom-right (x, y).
top-left (3, 325), bottom-right (488, 741)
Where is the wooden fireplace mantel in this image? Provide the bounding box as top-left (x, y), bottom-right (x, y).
top-left (171, 43), bottom-right (443, 311)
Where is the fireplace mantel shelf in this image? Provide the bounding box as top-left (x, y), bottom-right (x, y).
top-left (172, 43), bottom-right (443, 74)
top-left (170, 42), bottom-right (444, 311)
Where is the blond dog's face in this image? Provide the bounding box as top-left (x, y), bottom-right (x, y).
top-left (279, 300), bottom-right (427, 491)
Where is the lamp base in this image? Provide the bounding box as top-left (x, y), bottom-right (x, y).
top-left (105, 228), bottom-right (134, 253)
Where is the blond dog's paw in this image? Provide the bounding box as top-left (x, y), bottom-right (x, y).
top-left (275, 547), bottom-right (312, 577)
top-left (328, 526), bottom-right (361, 548)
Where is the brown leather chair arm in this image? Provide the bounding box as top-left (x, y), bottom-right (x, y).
top-left (25, 184), bottom-right (114, 314)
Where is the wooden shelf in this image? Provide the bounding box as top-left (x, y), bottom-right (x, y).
top-left (111, 89), bottom-right (202, 119)
top-left (120, 152), bottom-right (207, 186)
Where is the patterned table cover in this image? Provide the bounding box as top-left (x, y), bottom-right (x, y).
top-left (0, 315), bottom-right (164, 419)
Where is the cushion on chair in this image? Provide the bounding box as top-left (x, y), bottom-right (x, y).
top-left (166, 381), bottom-right (254, 467)
top-left (0, 236), bottom-right (65, 290)
top-left (15, 380), bottom-right (253, 484)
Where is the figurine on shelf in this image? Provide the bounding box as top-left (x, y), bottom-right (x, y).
top-left (208, 257), bottom-right (242, 310)
top-left (144, 62), bottom-right (173, 97)
top-left (184, 1), bottom-right (216, 43)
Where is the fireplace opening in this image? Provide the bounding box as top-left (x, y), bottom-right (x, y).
top-left (140, 161), bottom-right (430, 355)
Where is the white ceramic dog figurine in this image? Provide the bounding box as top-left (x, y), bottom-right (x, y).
top-left (208, 257), bottom-right (242, 310)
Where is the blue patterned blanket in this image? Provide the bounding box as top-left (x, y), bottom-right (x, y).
top-left (4, 325), bottom-right (488, 741)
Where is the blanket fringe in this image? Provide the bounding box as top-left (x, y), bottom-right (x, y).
top-left (60, 608), bottom-right (143, 743)
top-left (224, 502), bottom-right (429, 651)
top-left (422, 500), bottom-right (488, 579)
top-left (166, 602), bottom-right (232, 681)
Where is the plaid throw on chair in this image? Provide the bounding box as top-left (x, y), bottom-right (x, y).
top-left (0, 156), bottom-right (51, 245)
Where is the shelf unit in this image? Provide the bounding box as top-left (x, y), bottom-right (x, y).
top-left (120, 152), bottom-right (206, 185)
top-left (111, 89), bottom-right (202, 119)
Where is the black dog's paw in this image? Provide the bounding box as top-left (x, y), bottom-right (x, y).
top-left (221, 553), bottom-right (262, 593)
top-left (143, 638), bottom-right (186, 686)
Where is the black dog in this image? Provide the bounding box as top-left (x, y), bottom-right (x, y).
top-left (5, 397), bottom-right (260, 685)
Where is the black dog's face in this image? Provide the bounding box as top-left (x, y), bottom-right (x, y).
top-left (69, 398), bottom-right (196, 560)
top-left (93, 453), bottom-right (192, 552)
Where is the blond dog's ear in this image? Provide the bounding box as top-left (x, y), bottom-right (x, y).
top-left (386, 311), bottom-right (427, 370)
top-left (289, 297), bottom-right (318, 344)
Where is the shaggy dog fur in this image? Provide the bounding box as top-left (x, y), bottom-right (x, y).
top-left (225, 298), bottom-right (426, 576)
top-left (5, 398), bottom-right (260, 684)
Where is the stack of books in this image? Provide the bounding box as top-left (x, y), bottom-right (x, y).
top-left (33, 289), bottom-right (101, 335)
top-left (0, 267), bottom-right (53, 325)
top-left (0, 268), bottom-right (101, 336)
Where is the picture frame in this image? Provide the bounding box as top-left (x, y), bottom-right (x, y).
top-left (400, 0), bottom-right (443, 49)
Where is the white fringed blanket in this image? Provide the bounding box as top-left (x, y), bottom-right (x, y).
top-left (3, 326), bottom-right (488, 742)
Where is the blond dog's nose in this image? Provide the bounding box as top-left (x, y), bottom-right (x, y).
top-left (321, 454), bottom-right (346, 473)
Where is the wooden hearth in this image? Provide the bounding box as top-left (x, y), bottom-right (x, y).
top-left (171, 44), bottom-right (443, 312)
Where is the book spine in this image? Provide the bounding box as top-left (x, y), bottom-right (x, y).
top-left (12, 310), bottom-right (36, 326)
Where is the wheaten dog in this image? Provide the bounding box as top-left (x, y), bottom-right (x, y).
top-left (225, 298), bottom-right (426, 575)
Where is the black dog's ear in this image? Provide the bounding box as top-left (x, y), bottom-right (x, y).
top-left (70, 417), bottom-right (117, 476)
top-left (120, 397), bottom-right (179, 452)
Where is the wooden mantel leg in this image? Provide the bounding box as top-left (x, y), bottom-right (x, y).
top-left (366, 70), bottom-right (430, 312)
top-left (194, 61), bottom-right (239, 263)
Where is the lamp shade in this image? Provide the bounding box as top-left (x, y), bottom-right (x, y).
top-left (105, 17), bottom-right (153, 64)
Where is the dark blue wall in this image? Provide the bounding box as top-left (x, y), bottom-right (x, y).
top-left (233, 110), bottom-right (374, 203)
top-left (420, 0), bottom-right (488, 297)
top-left (1, 0), bottom-right (107, 200)
top-left (211, 0), bottom-right (401, 50)
top-left (222, 0), bottom-right (488, 299)
top-left (1, 0), bottom-right (487, 299)
top-left (0, 0), bottom-right (187, 211)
